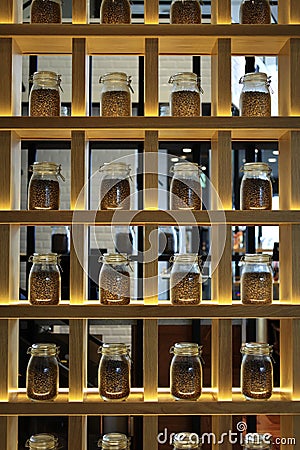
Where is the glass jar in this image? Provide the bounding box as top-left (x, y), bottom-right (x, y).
top-left (98, 343), bottom-right (131, 401)
top-left (240, 162), bottom-right (272, 210)
top-left (240, 254), bottom-right (273, 305)
top-left (100, 0), bottom-right (131, 24)
top-left (29, 253), bottom-right (61, 305)
top-left (29, 71), bottom-right (61, 117)
top-left (99, 72), bottom-right (133, 116)
top-left (26, 343), bottom-right (59, 401)
top-left (31, 0), bottom-right (62, 23)
top-left (28, 162), bottom-right (65, 210)
top-left (99, 253), bottom-right (131, 305)
top-left (26, 434), bottom-right (59, 450)
top-left (239, 72), bottom-right (271, 117)
top-left (100, 162), bottom-right (131, 210)
top-left (169, 73), bottom-right (202, 116)
top-left (170, 254), bottom-right (202, 305)
top-left (243, 433), bottom-right (272, 449)
top-left (98, 433), bottom-right (130, 450)
top-left (170, 342), bottom-right (203, 400)
top-left (51, 226), bottom-right (70, 254)
top-left (170, 162), bottom-right (202, 210)
top-left (170, 0), bottom-right (202, 24)
top-left (173, 432), bottom-right (202, 450)
top-left (240, 0), bottom-right (271, 24)
top-left (241, 342), bottom-right (273, 400)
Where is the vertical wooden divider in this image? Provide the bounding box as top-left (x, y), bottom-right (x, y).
top-left (72, 0), bottom-right (88, 23)
top-left (212, 416), bottom-right (232, 450)
top-left (69, 416), bottom-right (88, 449)
top-left (0, 417), bottom-right (18, 450)
top-left (72, 39), bottom-right (89, 116)
top-left (211, 0), bottom-right (231, 25)
top-left (143, 416), bottom-right (158, 450)
top-left (280, 416), bottom-right (300, 450)
top-left (211, 39), bottom-right (232, 116)
top-left (144, 0), bottom-right (159, 24)
top-left (0, 0), bottom-right (21, 23)
top-left (279, 40), bottom-right (300, 116)
top-left (211, 320), bottom-right (232, 400)
top-left (278, 0), bottom-right (300, 24)
top-left (143, 320), bottom-right (158, 401)
top-left (145, 39), bottom-right (159, 116)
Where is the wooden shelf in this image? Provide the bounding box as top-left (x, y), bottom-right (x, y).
top-left (0, 210), bottom-right (299, 225)
top-left (1, 303), bottom-right (300, 319)
top-left (0, 117), bottom-right (299, 140)
top-left (0, 24), bottom-right (299, 55)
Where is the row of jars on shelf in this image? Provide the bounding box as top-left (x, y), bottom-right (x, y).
top-left (28, 252), bottom-right (273, 305)
top-left (26, 341), bottom-right (274, 402)
top-left (29, 70), bottom-right (272, 118)
top-left (25, 431), bottom-right (273, 450)
top-left (28, 161), bottom-right (273, 211)
top-left (29, 0), bottom-right (272, 25)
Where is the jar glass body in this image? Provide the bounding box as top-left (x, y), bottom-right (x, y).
top-left (100, 163), bottom-right (131, 210)
top-left (29, 72), bottom-right (61, 117)
top-left (99, 254), bottom-right (131, 305)
top-left (239, 0), bottom-right (271, 24)
top-left (169, 73), bottom-right (201, 117)
top-left (100, 73), bottom-right (132, 116)
top-left (240, 254), bottom-right (273, 305)
top-left (31, 0), bottom-right (62, 23)
top-left (26, 344), bottom-right (59, 401)
top-left (241, 343), bottom-right (273, 400)
top-left (26, 433), bottom-right (58, 450)
top-left (239, 73), bottom-right (271, 117)
top-left (240, 163), bottom-right (272, 210)
top-left (170, 163), bottom-right (202, 210)
top-left (98, 344), bottom-right (131, 401)
top-left (170, 0), bottom-right (202, 24)
top-left (29, 254), bottom-right (61, 305)
top-left (100, 0), bottom-right (131, 24)
top-left (170, 343), bottom-right (202, 400)
top-left (28, 163), bottom-right (61, 210)
top-left (170, 255), bottom-right (201, 305)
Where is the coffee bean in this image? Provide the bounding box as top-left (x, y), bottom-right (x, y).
top-left (241, 178), bottom-right (272, 210)
top-left (240, 0), bottom-right (271, 24)
top-left (170, 0), bottom-right (201, 24)
top-left (31, 0), bottom-right (62, 23)
top-left (171, 179), bottom-right (202, 210)
top-left (99, 359), bottom-right (130, 401)
top-left (241, 272), bottom-right (273, 305)
top-left (30, 88), bottom-right (60, 117)
top-left (171, 356), bottom-right (202, 400)
top-left (100, 0), bottom-right (131, 23)
top-left (171, 272), bottom-right (201, 305)
top-left (240, 91), bottom-right (271, 117)
top-left (171, 90), bottom-right (200, 116)
top-left (101, 90), bottom-right (131, 116)
top-left (241, 356), bottom-right (273, 400)
top-left (29, 271), bottom-right (60, 306)
top-left (27, 358), bottom-right (58, 401)
top-left (28, 179), bottom-right (60, 210)
top-left (100, 178), bottom-right (130, 210)
top-left (100, 269), bottom-right (130, 305)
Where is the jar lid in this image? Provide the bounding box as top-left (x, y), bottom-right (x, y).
top-left (241, 253), bottom-right (272, 264)
top-left (241, 162), bottom-right (272, 174)
top-left (27, 343), bottom-right (59, 357)
top-left (241, 342), bottom-right (273, 356)
top-left (31, 162), bottom-right (65, 181)
top-left (171, 253), bottom-right (201, 263)
top-left (99, 162), bottom-right (131, 174)
top-left (30, 253), bottom-right (60, 264)
top-left (98, 433), bottom-right (130, 450)
top-left (99, 72), bottom-right (133, 91)
top-left (98, 343), bottom-right (130, 355)
top-left (239, 72), bottom-right (270, 84)
top-left (170, 342), bottom-right (202, 356)
top-left (26, 433), bottom-right (58, 449)
top-left (173, 432), bottom-right (202, 449)
top-left (244, 433), bottom-right (272, 448)
top-left (30, 71), bottom-right (62, 87)
top-left (170, 162), bottom-right (201, 173)
top-left (169, 72), bottom-right (199, 84)
top-left (99, 253), bottom-right (130, 264)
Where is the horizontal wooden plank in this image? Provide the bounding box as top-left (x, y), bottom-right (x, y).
top-left (1, 303), bottom-right (300, 318)
top-left (0, 24), bottom-right (299, 55)
top-left (0, 210), bottom-right (299, 225)
top-left (1, 389), bottom-right (300, 415)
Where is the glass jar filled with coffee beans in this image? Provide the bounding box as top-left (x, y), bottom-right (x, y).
top-left (100, 0), bottom-right (131, 24)
top-left (98, 433), bottom-right (130, 450)
top-left (241, 342), bottom-right (273, 400)
top-left (243, 433), bottom-right (272, 449)
top-left (28, 162), bottom-right (65, 210)
top-left (170, 342), bottom-right (203, 400)
top-left (29, 253), bottom-right (61, 306)
top-left (99, 72), bottom-right (133, 116)
top-left (240, 0), bottom-right (271, 24)
top-left (239, 72), bottom-right (272, 117)
top-left (99, 253), bottom-right (131, 305)
top-left (31, 0), bottom-right (62, 23)
top-left (170, 254), bottom-right (202, 305)
top-left (169, 73), bottom-right (202, 116)
top-left (29, 71), bottom-right (62, 117)
top-left (26, 343), bottom-right (59, 401)
top-left (98, 343), bottom-right (131, 401)
top-left (170, 0), bottom-right (202, 24)
top-left (100, 162), bottom-right (131, 210)
top-left (170, 162), bottom-right (202, 210)
top-left (240, 254), bottom-right (273, 305)
top-left (240, 162), bottom-right (272, 210)
top-left (173, 432), bottom-right (202, 450)
top-left (26, 433), bottom-right (59, 450)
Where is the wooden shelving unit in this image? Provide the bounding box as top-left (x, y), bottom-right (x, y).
top-left (1, 0), bottom-right (300, 449)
